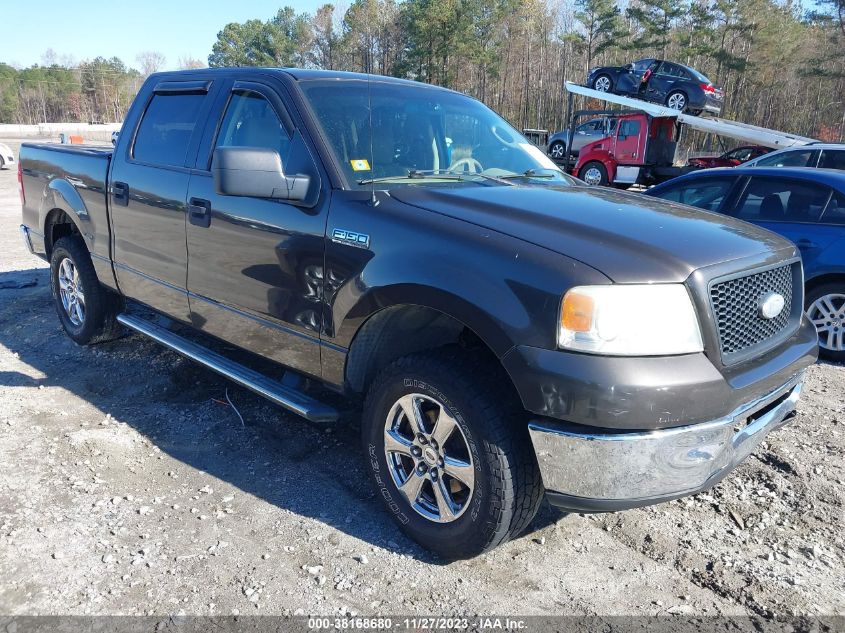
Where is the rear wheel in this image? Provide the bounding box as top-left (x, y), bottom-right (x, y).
top-left (362, 348), bottom-right (543, 559)
top-left (50, 236), bottom-right (122, 345)
top-left (580, 161), bottom-right (608, 186)
top-left (666, 91), bottom-right (688, 111)
top-left (549, 141), bottom-right (566, 160)
top-left (806, 283), bottom-right (845, 362)
top-left (593, 74), bottom-right (613, 93)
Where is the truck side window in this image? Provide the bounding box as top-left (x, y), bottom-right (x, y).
top-left (753, 150), bottom-right (815, 168)
top-left (733, 177), bottom-right (830, 222)
top-left (657, 177), bottom-right (735, 211)
top-left (133, 93), bottom-right (206, 167)
top-left (216, 91), bottom-right (292, 165)
top-left (618, 120), bottom-right (640, 139)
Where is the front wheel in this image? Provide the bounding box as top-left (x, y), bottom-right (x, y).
top-left (50, 236), bottom-right (122, 345)
top-left (806, 283), bottom-right (845, 362)
top-left (548, 141), bottom-right (566, 160)
top-left (580, 161), bottom-right (609, 186)
top-left (362, 348), bottom-right (543, 559)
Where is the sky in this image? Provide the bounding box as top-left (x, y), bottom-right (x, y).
top-left (1, 0), bottom-right (320, 71)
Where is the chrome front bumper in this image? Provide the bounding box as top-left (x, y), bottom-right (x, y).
top-left (528, 372), bottom-right (804, 511)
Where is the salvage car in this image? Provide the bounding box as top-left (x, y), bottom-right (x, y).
top-left (19, 68), bottom-right (817, 558)
top-left (646, 166), bottom-right (845, 361)
top-left (547, 117), bottom-right (616, 160)
top-left (687, 145), bottom-right (770, 169)
top-left (587, 59), bottom-right (723, 115)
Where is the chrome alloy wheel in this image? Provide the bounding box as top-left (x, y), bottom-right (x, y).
top-left (383, 393), bottom-right (475, 523)
top-left (549, 143), bottom-right (566, 159)
top-left (807, 293), bottom-right (845, 352)
top-left (583, 166), bottom-right (603, 185)
top-left (594, 76), bottom-right (611, 92)
top-left (667, 92), bottom-right (687, 110)
top-left (58, 257), bottom-right (85, 326)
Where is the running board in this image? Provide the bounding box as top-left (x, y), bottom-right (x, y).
top-left (116, 313), bottom-right (339, 423)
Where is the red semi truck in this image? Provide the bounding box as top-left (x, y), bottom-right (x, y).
top-left (560, 82), bottom-right (817, 188)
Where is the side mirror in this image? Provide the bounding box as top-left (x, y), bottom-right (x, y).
top-left (625, 63), bottom-right (634, 72)
top-left (212, 146), bottom-right (310, 201)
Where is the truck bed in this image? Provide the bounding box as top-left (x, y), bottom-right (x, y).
top-left (19, 142), bottom-right (114, 277)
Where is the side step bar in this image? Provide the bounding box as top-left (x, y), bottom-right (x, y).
top-left (116, 313), bottom-right (339, 423)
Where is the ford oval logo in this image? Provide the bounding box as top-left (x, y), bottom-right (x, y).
top-left (759, 292), bottom-right (785, 319)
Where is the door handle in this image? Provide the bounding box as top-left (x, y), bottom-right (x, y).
top-left (188, 197), bottom-right (211, 228)
top-left (111, 181), bottom-right (129, 206)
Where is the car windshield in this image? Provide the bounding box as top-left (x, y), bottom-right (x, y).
top-left (300, 79), bottom-right (575, 189)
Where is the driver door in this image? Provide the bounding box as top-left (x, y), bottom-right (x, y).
top-left (185, 79), bottom-right (328, 378)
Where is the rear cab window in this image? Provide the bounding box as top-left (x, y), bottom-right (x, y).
top-left (133, 92), bottom-right (207, 167)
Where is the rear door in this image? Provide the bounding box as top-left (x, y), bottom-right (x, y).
top-left (184, 77), bottom-right (328, 379)
top-left (646, 62), bottom-right (679, 102)
top-left (727, 176), bottom-right (836, 275)
top-left (110, 79), bottom-right (217, 321)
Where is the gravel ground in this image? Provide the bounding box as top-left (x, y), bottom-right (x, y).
top-left (0, 139), bottom-right (843, 619)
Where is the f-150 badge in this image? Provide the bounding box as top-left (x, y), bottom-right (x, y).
top-left (332, 228), bottom-right (370, 249)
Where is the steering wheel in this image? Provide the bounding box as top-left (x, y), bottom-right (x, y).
top-left (448, 157), bottom-right (484, 174)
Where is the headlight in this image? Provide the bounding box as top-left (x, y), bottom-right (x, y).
top-left (558, 284), bottom-right (703, 355)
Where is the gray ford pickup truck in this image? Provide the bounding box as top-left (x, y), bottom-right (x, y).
top-left (18, 68), bottom-right (818, 559)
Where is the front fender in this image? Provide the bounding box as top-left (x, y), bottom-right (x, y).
top-left (324, 192), bottom-right (611, 358)
top-left (575, 150), bottom-right (617, 182)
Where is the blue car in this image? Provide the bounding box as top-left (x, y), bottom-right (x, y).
top-left (646, 167), bottom-right (845, 361)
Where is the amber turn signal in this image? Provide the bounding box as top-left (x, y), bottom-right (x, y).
top-left (560, 290), bottom-right (594, 333)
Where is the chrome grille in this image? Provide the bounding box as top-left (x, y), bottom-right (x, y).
top-left (709, 264), bottom-right (794, 362)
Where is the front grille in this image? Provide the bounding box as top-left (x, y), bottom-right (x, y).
top-left (709, 263), bottom-right (794, 362)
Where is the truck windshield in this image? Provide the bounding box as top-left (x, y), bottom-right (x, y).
top-left (300, 79), bottom-right (574, 189)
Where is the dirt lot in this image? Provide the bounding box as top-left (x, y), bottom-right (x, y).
top-left (0, 138), bottom-right (843, 620)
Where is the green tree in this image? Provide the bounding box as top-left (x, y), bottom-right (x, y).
top-left (574, 0), bottom-right (623, 71)
top-left (626, 0), bottom-right (686, 57)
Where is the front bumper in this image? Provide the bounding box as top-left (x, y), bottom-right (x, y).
top-left (529, 371), bottom-right (804, 512)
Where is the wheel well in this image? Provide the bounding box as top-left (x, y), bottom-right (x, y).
top-left (806, 273), bottom-right (845, 297)
top-left (44, 209), bottom-right (80, 258)
top-left (345, 305), bottom-right (503, 395)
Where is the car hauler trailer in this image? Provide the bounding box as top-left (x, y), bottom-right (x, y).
top-left (561, 81), bottom-right (817, 187)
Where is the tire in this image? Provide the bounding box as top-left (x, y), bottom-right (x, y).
top-left (580, 161), bottom-right (608, 186)
top-left (361, 347), bottom-right (543, 559)
top-left (666, 91), bottom-right (688, 111)
top-left (50, 236), bottom-right (122, 345)
top-left (592, 74), bottom-right (613, 93)
top-left (805, 282), bottom-right (845, 362)
top-left (548, 141), bottom-right (566, 160)
top-left (0, 156), bottom-right (5, 169)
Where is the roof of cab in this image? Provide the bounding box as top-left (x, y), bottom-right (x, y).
top-left (152, 67), bottom-right (458, 93)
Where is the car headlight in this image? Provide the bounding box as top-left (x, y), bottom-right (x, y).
top-left (558, 284), bottom-right (704, 355)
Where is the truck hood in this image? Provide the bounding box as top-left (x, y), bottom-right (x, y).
top-left (390, 184), bottom-right (794, 283)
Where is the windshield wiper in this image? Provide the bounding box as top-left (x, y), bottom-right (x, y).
top-left (357, 169), bottom-right (466, 185)
top-left (496, 169), bottom-right (558, 180)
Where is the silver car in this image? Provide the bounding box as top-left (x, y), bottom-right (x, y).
top-left (742, 143), bottom-right (845, 171)
top-left (547, 118), bottom-right (617, 160)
